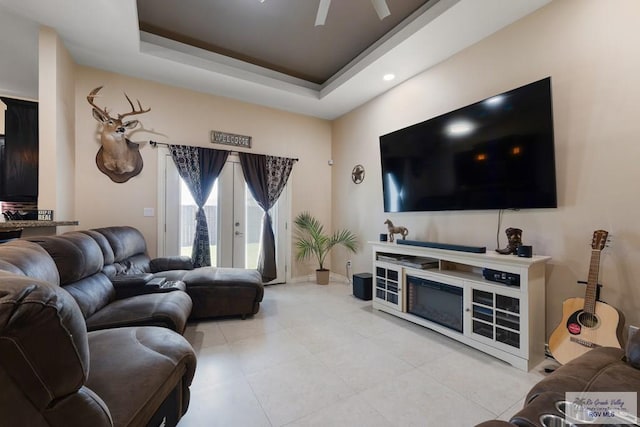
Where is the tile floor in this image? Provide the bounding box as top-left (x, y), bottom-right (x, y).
top-left (177, 280), bottom-right (549, 426)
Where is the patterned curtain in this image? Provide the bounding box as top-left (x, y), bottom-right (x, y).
top-left (239, 153), bottom-right (295, 282)
top-left (169, 145), bottom-right (229, 267)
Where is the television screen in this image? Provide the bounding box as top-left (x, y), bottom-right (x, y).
top-left (379, 77), bottom-right (557, 212)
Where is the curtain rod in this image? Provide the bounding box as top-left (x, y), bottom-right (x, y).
top-left (149, 140), bottom-right (298, 162)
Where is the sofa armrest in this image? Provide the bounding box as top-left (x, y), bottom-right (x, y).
top-left (110, 273), bottom-right (154, 288)
top-left (110, 274), bottom-right (154, 299)
top-left (150, 256), bottom-right (194, 273)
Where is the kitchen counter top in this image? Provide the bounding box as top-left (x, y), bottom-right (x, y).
top-left (0, 220), bottom-right (79, 229)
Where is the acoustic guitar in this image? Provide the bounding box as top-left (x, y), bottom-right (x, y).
top-left (549, 230), bottom-right (622, 365)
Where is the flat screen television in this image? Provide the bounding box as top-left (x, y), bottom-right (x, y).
top-left (379, 77), bottom-right (557, 212)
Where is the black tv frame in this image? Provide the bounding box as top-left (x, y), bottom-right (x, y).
top-left (379, 77), bottom-right (557, 213)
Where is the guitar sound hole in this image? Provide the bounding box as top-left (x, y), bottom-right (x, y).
top-left (578, 312), bottom-right (599, 328)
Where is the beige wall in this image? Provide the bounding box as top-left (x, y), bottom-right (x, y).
top-left (332, 0), bottom-right (640, 337)
top-left (38, 27), bottom-right (75, 229)
top-left (74, 67), bottom-right (332, 268)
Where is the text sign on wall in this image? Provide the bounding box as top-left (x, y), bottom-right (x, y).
top-left (210, 130), bottom-right (252, 148)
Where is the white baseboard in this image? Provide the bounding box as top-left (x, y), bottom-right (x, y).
top-left (290, 272), bottom-right (350, 284)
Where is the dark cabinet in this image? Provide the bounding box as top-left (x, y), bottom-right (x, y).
top-left (0, 98), bottom-right (38, 202)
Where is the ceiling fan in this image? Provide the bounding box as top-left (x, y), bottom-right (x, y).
top-left (315, 0), bottom-right (391, 26)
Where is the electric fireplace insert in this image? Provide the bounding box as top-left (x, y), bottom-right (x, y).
top-left (406, 275), bottom-right (463, 332)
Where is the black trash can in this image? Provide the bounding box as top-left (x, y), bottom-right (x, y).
top-left (352, 273), bottom-right (372, 300)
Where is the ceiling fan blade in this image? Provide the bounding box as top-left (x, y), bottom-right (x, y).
top-left (315, 0), bottom-right (331, 26)
top-left (371, 0), bottom-right (390, 20)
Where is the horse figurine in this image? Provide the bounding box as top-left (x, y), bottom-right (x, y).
top-left (384, 219), bottom-right (409, 242)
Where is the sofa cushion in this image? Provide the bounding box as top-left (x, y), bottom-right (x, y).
top-left (27, 234), bottom-right (115, 319)
top-left (0, 276), bottom-right (89, 410)
top-left (86, 326), bottom-right (196, 426)
top-left (88, 226), bottom-right (153, 278)
top-left (181, 267), bottom-right (263, 289)
top-left (0, 239), bottom-right (60, 285)
top-left (27, 233), bottom-right (104, 285)
top-left (92, 226), bottom-right (148, 263)
top-left (85, 291), bottom-right (192, 333)
top-left (63, 274), bottom-right (116, 320)
top-left (585, 360), bottom-right (640, 392)
top-left (150, 256), bottom-right (194, 272)
top-left (177, 267), bottom-right (263, 319)
top-left (80, 230), bottom-right (115, 266)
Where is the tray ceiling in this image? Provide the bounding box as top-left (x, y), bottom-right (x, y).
top-left (0, 0), bottom-right (552, 119)
top-left (137, 0), bottom-right (430, 85)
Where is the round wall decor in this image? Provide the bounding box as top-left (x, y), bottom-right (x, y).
top-left (352, 164), bottom-right (365, 184)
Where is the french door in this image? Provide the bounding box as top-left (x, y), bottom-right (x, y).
top-left (160, 152), bottom-right (289, 283)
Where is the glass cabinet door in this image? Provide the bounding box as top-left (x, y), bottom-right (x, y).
top-left (469, 286), bottom-right (521, 352)
top-left (374, 263), bottom-right (403, 311)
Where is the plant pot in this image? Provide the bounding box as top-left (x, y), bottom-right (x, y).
top-left (315, 269), bottom-right (330, 285)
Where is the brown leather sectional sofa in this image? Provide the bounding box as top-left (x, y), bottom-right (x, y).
top-left (0, 225), bottom-right (262, 426)
top-left (0, 242), bottom-right (196, 426)
top-left (476, 335), bottom-right (640, 427)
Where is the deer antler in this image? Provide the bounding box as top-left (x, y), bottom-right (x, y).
top-left (87, 86), bottom-right (110, 118)
top-left (87, 86), bottom-right (150, 120)
top-left (118, 93), bottom-right (151, 119)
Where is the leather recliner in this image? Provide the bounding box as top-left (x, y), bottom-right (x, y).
top-left (475, 334), bottom-right (640, 427)
top-left (0, 274), bottom-right (197, 426)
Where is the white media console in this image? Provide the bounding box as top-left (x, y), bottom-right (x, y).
top-left (370, 241), bottom-right (550, 371)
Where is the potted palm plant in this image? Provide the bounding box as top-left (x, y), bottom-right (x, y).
top-left (294, 211), bottom-right (359, 285)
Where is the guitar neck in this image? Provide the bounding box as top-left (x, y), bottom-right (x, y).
top-left (583, 249), bottom-right (601, 314)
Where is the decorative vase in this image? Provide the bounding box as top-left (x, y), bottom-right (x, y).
top-left (315, 269), bottom-right (330, 285)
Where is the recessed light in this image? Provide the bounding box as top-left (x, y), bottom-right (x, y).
top-left (383, 74), bottom-right (395, 81)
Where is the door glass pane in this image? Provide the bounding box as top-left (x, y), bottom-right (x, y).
top-left (180, 179), bottom-right (218, 266)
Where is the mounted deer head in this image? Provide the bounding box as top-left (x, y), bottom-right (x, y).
top-left (87, 86), bottom-right (150, 183)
